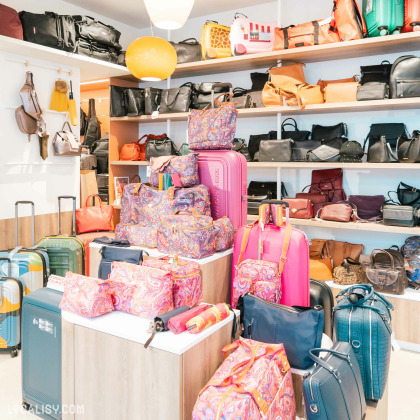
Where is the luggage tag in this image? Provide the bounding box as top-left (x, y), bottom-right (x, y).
top-left (171, 173), bottom-right (182, 187)
top-left (146, 165), bottom-right (151, 177)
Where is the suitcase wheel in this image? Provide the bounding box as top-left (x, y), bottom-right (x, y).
top-left (10, 348), bottom-right (18, 358)
top-left (22, 402), bottom-right (31, 411)
top-left (378, 26), bottom-right (389, 36)
top-left (414, 25), bottom-right (420, 32)
top-left (392, 29), bottom-right (401, 35)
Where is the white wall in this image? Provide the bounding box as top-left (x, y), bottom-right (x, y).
top-left (135, 0), bottom-right (420, 253)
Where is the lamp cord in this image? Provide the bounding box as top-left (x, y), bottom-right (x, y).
top-left (149, 19), bottom-right (154, 36)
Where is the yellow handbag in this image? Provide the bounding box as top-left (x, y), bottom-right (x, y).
top-left (309, 257), bottom-right (333, 281)
top-left (262, 82), bottom-right (283, 106)
top-left (200, 21), bottom-right (232, 60)
top-left (324, 82), bottom-right (359, 103)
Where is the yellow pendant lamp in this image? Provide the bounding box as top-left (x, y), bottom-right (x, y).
top-left (126, 36), bottom-right (177, 81)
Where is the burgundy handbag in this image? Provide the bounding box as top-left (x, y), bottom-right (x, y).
top-left (317, 202), bottom-right (356, 223)
top-left (282, 198), bottom-right (313, 219)
top-left (296, 185), bottom-right (328, 214)
top-left (310, 168), bottom-right (346, 202)
top-left (348, 195), bottom-right (385, 221)
top-left (0, 4), bottom-right (23, 40)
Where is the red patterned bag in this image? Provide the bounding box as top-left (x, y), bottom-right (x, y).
top-left (192, 339), bottom-right (296, 420)
top-left (120, 183), bottom-right (211, 226)
top-left (115, 223), bottom-right (158, 247)
top-left (142, 256), bottom-right (203, 308)
top-left (212, 216), bottom-right (235, 251)
top-left (109, 261), bottom-right (174, 318)
top-left (59, 272), bottom-right (114, 317)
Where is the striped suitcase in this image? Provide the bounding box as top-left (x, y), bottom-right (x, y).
top-left (0, 258), bottom-right (24, 357)
top-left (36, 197), bottom-right (84, 277)
top-left (0, 202), bottom-right (49, 295)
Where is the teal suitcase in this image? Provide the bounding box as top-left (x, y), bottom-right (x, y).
top-left (0, 258), bottom-right (24, 357)
top-left (363, 0), bottom-right (404, 36)
top-left (36, 197), bottom-right (84, 277)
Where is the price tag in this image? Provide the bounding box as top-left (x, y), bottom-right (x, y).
top-left (146, 165), bottom-right (151, 177)
top-left (151, 111), bottom-right (159, 119)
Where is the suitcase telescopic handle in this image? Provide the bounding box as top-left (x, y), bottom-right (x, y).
top-left (15, 201), bottom-right (35, 248)
top-left (0, 257), bottom-right (12, 277)
top-left (261, 199), bottom-right (290, 223)
top-left (58, 196), bottom-right (76, 236)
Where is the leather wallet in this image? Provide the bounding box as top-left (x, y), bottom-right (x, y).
top-left (168, 304), bottom-right (212, 334)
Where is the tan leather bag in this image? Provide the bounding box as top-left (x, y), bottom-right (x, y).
top-left (325, 240), bottom-right (364, 268)
top-left (324, 82), bottom-right (359, 103)
top-left (317, 76), bottom-right (357, 93)
top-left (269, 62), bottom-right (306, 87)
top-left (310, 257), bottom-right (333, 281)
top-left (280, 82), bottom-right (324, 109)
top-left (262, 82), bottom-right (283, 106)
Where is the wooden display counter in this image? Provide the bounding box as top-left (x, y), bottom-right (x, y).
top-left (62, 309), bottom-right (238, 420)
top-left (88, 242), bottom-right (233, 304)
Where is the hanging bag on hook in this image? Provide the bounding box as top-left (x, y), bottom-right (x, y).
top-left (84, 99), bottom-right (101, 150)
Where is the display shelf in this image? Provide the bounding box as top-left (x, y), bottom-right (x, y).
top-left (247, 161), bottom-right (420, 169)
top-left (110, 97), bottom-right (420, 123)
top-left (110, 161), bottom-right (150, 166)
top-left (122, 31), bottom-right (420, 80)
top-left (246, 214), bottom-right (419, 234)
top-left (0, 35), bottom-right (130, 81)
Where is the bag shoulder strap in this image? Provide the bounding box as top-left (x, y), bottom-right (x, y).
top-left (237, 223), bottom-right (256, 265)
top-left (279, 223), bottom-right (293, 276)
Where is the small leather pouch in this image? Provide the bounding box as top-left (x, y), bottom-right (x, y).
top-left (356, 82), bottom-right (389, 101)
top-left (282, 198), bottom-right (313, 219)
top-left (168, 304), bottom-right (212, 334)
top-left (324, 82), bottom-right (359, 103)
top-left (259, 139), bottom-right (293, 162)
top-left (317, 202), bottom-right (356, 222)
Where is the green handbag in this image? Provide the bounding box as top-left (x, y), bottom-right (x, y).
top-left (179, 143), bottom-right (191, 155)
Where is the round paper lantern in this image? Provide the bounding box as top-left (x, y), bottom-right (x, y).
top-left (144, 0), bottom-right (195, 30)
top-left (126, 36), bottom-right (177, 81)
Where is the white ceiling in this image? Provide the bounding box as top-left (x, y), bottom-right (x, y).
top-left (64, 0), bottom-right (273, 28)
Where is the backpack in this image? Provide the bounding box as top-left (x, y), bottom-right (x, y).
top-left (332, 0), bottom-right (367, 41)
top-left (84, 99), bottom-right (101, 150)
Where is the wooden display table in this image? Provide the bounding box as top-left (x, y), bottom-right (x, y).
top-left (88, 242), bottom-right (233, 304)
top-left (62, 309), bottom-right (238, 420)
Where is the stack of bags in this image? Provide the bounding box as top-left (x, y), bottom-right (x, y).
top-left (114, 153), bottom-right (234, 259)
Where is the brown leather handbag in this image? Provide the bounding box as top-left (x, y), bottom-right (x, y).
top-left (296, 185), bottom-right (328, 214)
top-left (262, 82), bottom-right (283, 106)
top-left (317, 202), bottom-right (356, 223)
top-left (269, 62), bottom-right (306, 87)
top-left (324, 240), bottom-right (364, 268)
top-left (317, 76), bottom-right (357, 93)
top-left (324, 82), bottom-right (359, 103)
top-left (282, 198), bottom-right (313, 219)
top-left (279, 83), bottom-right (324, 109)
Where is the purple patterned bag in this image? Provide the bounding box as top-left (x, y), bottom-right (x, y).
top-left (158, 213), bottom-right (215, 259)
top-left (120, 183), bottom-right (211, 226)
top-left (115, 223), bottom-right (158, 247)
top-left (149, 153), bottom-right (199, 188)
top-left (212, 217), bottom-right (235, 251)
top-left (188, 102), bottom-right (237, 150)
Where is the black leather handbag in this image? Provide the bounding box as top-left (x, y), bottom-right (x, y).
top-left (159, 83), bottom-right (192, 113)
top-left (73, 15), bottom-right (122, 50)
top-left (360, 60), bottom-right (392, 85)
top-left (126, 88), bottom-right (145, 117)
top-left (398, 131), bottom-right (420, 163)
top-left (259, 139), bottom-right (292, 162)
top-left (84, 99), bottom-right (101, 150)
top-left (98, 246), bottom-right (145, 280)
top-left (232, 138), bottom-right (252, 161)
top-left (250, 72), bottom-right (269, 91)
top-left (248, 131), bottom-right (277, 161)
top-left (19, 11), bottom-right (76, 52)
top-left (169, 38), bottom-right (202, 63)
top-left (247, 181), bottom-right (287, 214)
top-left (390, 55), bottom-right (420, 99)
top-left (311, 123), bottom-right (347, 142)
top-left (367, 136), bottom-right (395, 163)
top-left (365, 122), bottom-right (408, 149)
top-left (339, 140), bottom-right (364, 162)
top-left (306, 137), bottom-right (346, 162)
top-left (191, 82), bottom-right (231, 109)
top-left (356, 82), bottom-right (389, 101)
top-left (145, 87), bottom-right (162, 115)
top-left (110, 85), bottom-right (127, 117)
top-left (281, 118), bottom-right (311, 141)
top-left (145, 135), bottom-right (178, 161)
top-left (397, 182), bottom-right (420, 206)
top-left (77, 38), bottom-right (119, 63)
top-left (292, 139), bottom-right (321, 162)
top-left (232, 88), bottom-right (254, 109)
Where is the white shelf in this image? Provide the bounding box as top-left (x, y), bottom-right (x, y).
top-left (110, 161), bottom-right (150, 166)
top-left (0, 35), bottom-right (130, 82)
top-left (247, 162), bottom-right (420, 169)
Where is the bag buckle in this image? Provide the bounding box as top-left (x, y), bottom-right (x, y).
top-left (332, 369), bottom-right (341, 380)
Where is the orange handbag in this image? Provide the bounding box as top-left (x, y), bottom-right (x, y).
top-left (269, 62), bottom-right (306, 87)
top-left (324, 82), bottom-right (359, 103)
top-left (76, 194), bottom-right (114, 234)
top-left (280, 83), bottom-right (324, 109)
top-left (273, 18), bottom-right (340, 50)
top-left (262, 82), bottom-right (283, 106)
top-left (331, 0), bottom-right (367, 41)
top-left (138, 135), bottom-right (147, 161)
top-left (309, 257), bottom-right (333, 281)
top-left (317, 76), bottom-right (357, 93)
top-left (120, 141), bottom-right (141, 161)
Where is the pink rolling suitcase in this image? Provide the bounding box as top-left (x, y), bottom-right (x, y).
top-left (198, 151), bottom-right (247, 229)
top-left (232, 200), bottom-right (310, 308)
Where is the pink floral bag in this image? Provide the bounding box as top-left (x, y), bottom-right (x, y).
top-left (158, 213), bottom-right (215, 259)
top-left (115, 223), bottom-right (158, 247)
top-left (192, 339), bottom-right (296, 420)
top-left (120, 183), bottom-right (211, 226)
top-left (59, 272), bottom-right (114, 317)
top-left (109, 261), bottom-right (174, 318)
top-left (149, 153), bottom-right (199, 188)
top-left (143, 256), bottom-right (203, 308)
top-left (188, 95), bottom-right (238, 150)
top-left (212, 216), bottom-right (235, 251)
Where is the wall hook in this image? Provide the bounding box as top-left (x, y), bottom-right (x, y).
top-left (25, 61), bottom-right (30, 67)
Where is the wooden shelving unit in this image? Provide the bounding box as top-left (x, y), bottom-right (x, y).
top-left (247, 214), bottom-right (420, 235)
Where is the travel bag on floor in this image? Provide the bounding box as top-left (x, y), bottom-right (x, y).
top-left (363, 0), bottom-right (404, 36)
top-left (192, 339), bottom-right (296, 420)
top-left (143, 256), bottom-right (203, 308)
top-left (334, 284), bottom-right (393, 400)
top-left (0, 201), bottom-right (49, 295)
top-left (36, 197), bottom-right (84, 277)
top-left (119, 183), bottom-right (211, 226)
top-left (0, 258), bottom-right (24, 358)
top-left (403, 0), bottom-right (420, 32)
top-left (303, 342), bottom-right (366, 420)
top-left (232, 201), bottom-right (310, 308)
top-left (198, 150), bottom-right (247, 229)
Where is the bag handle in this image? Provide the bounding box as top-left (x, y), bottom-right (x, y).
top-left (85, 194), bottom-right (103, 208)
top-left (302, 184), bottom-right (324, 194)
top-left (164, 90), bottom-right (180, 107)
top-left (179, 38), bottom-right (199, 44)
top-left (309, 348), bottom-right (352, 374)
top-left (137, 135), bottom-right (148, 145)
top-left (58, 196), bottom-right (76, 236)
top-left (281, 117), bottom-right (298, 131)
top-left (370, 248), bottom-right (395, 270)
top-left (0, 257), bottom-right (12, 277)
top-left (336, 284), bottom-right (375, 305)
top-left (234, 12), bottom-right (248, 19)
top-left (62, 120), bottom-right (73, 134)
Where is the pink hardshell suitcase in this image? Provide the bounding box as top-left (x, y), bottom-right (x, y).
top-left (232, 200), bottom-right (310, 308)
top-left (198, 151), bottom-right (247, 229)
